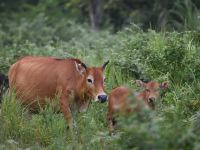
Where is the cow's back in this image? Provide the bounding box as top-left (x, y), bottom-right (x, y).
top-left (108, 86), bottom-right (132, 113)
top-left (9, 56), bottom-right (82, 108)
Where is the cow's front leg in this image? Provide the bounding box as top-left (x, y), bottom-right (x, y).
top-left (59, 89), bottom-right (73, 130)
top-left (107, 111), bottom-right (115, 135)
top-left (79, 100), bottom-right (90, 112)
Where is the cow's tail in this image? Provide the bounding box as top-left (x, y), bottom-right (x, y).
top-left (0, 62), bottom-right (20, 112)
top-left (8, 62), bottom-right (19, 88)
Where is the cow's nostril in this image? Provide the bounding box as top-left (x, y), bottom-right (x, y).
top-left (149, 97), bottom-right (155, 103)
top-left (98, 95), bottom-right (107, 103)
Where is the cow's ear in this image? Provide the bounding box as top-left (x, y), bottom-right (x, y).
top-left (160, 81), bottom-right (169, 89)
top-left (102, 60), bottom-right (109, 71)
top-left (136, 80), bottom-right (146, 88)
top-left (75, 62), bottom-right (87, 76)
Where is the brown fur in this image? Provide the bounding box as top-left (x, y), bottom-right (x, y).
top-left (9, 56), bottom-right (108, 129)
top-left (107, 80), bottom-right (168, 133)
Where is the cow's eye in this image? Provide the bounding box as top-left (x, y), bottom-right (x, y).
top-left (87, 78), bottom-right (93, 84)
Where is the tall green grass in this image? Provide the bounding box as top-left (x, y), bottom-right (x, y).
top-left (0, 18), bottom-right (200, 149)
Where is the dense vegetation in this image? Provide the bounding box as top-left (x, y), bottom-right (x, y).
top-left (0, 0), bottom-right (200, 149)
top-left (0, 0), bottom-right (200, 31)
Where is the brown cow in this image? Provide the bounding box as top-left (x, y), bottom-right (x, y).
top-left (107, 80), bottom-right (168, 133)
top-left (8, 56), bottom-right (109, 129)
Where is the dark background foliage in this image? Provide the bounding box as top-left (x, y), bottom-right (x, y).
top-left (0, 0), bottom-right (200, 31)
top-left (0, 0), bottom-right (200, 149)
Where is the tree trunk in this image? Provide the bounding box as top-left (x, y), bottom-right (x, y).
top-left (89, 0), bottom-right (103, 30)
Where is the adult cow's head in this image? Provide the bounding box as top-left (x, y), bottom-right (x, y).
top-left (75, 60), bottom-right (109, 103)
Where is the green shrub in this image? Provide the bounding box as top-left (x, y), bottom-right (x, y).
top-left (0, 17), bottom-right (200, 149)
top-left (112, 27), bottom-right (200, 84)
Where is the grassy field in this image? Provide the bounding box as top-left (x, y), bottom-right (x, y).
top-left (0, 18), bottom-right (200, 149)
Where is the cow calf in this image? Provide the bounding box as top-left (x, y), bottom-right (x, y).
top-left (107, 80), bottom-right (168, 133)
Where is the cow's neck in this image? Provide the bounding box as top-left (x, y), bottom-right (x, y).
top-left (136, 91), bottom-right (147, 103)
top-left (76, 77), bottom-right (91, 106)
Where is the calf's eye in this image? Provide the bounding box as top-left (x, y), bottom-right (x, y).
top-left (145, 89), bottom-right (150, 92)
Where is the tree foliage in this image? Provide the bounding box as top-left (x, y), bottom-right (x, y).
top-left (0, 0), bottom-right (200, 31)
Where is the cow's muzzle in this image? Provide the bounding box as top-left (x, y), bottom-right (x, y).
top-left (148, 97), bottom-right (156, 109)
top-left (97, 94), bottom-right (107, 103)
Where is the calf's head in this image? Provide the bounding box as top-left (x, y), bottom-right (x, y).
top-left (76, 61), bottom-right (109, 103)
top-left (136, 80), bottom-right (168, 109)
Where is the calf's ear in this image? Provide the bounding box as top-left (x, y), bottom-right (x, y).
top-left (160, 81), bottom-right (169, 89)
top-left (102, 60), bottom-right (109, 71)
top-left (136, 80), bottom-right (146, 88)
top-left (75, 62), bottom-right (87, 76)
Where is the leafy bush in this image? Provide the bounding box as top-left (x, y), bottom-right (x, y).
top-left (0, 16), bottom-right (200, 149)
top-left (112, 27), bottom-right (200, 84)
